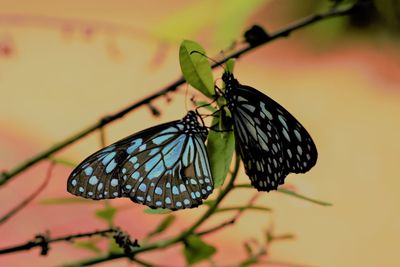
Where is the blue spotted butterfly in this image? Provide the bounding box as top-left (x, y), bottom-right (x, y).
top-left (67, 111), bottom-right (213, 210)
top-left (222, 71), bottom-right (318, 191)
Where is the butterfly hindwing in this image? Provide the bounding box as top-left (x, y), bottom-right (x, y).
top-left (223, 72), bottom-right (318, 191)
top-left (67, 111), bottom-right (213, 210)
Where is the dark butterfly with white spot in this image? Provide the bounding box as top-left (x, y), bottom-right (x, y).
top-left (222, 71), bottom-right (318, 191)
top-left (67, 111), bottom-right (214, 210)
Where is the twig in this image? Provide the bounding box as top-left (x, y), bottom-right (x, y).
top-left (215, 206), bottom-right (271, 213)
top-left (0, 162), bottom-right (55, 225)
top-left (235, 184), bottom-right (332, 206)
top-left (238, 247), bottom-right (267, 267)
top-left (0, 3), bottom-right (356, 187)
top-left (0, 228), bottom-right (117, 255)
top-left (278, 188), bottom-right (332, 206)
top-left (198, 193), bottom-right (264, 236)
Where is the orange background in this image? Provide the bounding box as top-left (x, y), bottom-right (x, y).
top-left (1, 1), bottom-right (400, 266)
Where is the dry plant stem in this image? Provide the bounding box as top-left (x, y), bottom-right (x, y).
top-left (0, 163), bottom-right (54, 225)
top-left (0, 4), bottom-right (356, 187)
top-left (0, 229), bottom-right (117, 255)
top-left (62, 155), bottom-right (241, 267)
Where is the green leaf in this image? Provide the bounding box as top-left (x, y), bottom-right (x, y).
top-left (74, 240), bottom-right (101, 254)
top-left (277, 188), bottom-right (332, 206)
top-left (144, 208), bottom-right (173, 215)
top-left (95, 206), bottom-right (118, 225)
top-left (179, 40), bottom-right (214, 98)
top-left (39, 197), bottom-right (95, 205)
top-left (194, 100), bottom-right (217, 113)
top-left (207, 113), bottom-right (235, 187)
top-left (108, 237), bottom-right (123, 254)
top-left (226, 58), bottom-right (235, 73)
top-left (147, 214), bottom-right (176, 238)
top-left (183, 235), bottom-right (217, 265)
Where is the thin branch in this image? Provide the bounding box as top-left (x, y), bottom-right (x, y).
top-left (235, 184), bottom-right (332, 206)
top-left (0, 3), bottom-right (356, 187)
top-left (215, 205), bottom-right (271, 213)
top-left (0, 228), bottom-right (117, 255)
top-left (198, 193), bottom-right (264, 236)
top-left (197, 219), bottom-right (235, 236)
top-left (278, 188), bottom-right (332, 206)
top-left (237, 247), bottom-right (267, 267)
top-left (0, 162), bottom-right (55, 225)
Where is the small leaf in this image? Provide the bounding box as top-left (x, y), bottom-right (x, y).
top-left (194, 100), bottom-right (217, 113)
top-left (108, 237), bottom-right (123, 254)
top-left (95, 206), bottom-right (117, 225)
top-left (183, 235), bottom-right (217, 265)
top-left (147, 214), bottom-right (176, 238)
top-left (207, 113), bottom-right (235, 187)
top-left (74, 240), bottom-right (101, 254)
top-left (39, 197), bottom-right (95, 205)
top-left (144, 208), bottom-right (172, 215)
top-left (179, 40), bottom-right (214, 97)
top-left (225, 58), bottom-right (235, 73)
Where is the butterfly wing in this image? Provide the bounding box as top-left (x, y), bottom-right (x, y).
top-left (67, 121), bottom-right (179, 200)
top-left (232, 100), bottom-right (288, 191)
top-left (120, 123), bottom-right (213, 210)
top-left (67, 112), bottom-right (213, 209)
top-left (224, 73), bottom-right (317, 191)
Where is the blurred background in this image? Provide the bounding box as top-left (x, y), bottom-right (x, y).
top-left (1, 0), bottom-right (400, 266)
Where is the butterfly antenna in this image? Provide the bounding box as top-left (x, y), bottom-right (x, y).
top-left (194, 108), bottom-right (207, 127)
top-left (190, 50), bottom-right (227, 72)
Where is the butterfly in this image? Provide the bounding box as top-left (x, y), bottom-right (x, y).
top-left (67, 111), bottom-right (214, 210)
top-left (221, 71), bottom-right (318, 191)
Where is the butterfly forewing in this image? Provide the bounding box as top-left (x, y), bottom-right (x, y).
top-left (223, 72), bottom-right (318, 191)
top-left (67, 111), bottom-right (213, 210)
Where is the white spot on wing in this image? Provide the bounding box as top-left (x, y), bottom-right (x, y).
top-left (89, 176), bottom-right (99, 185)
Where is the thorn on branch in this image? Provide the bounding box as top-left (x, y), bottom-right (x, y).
top-left (113, 229), bottom-right (140, 256)
top-left (34, 233), bottom-right (50, 256)
top-left (148, 103), bottom-right (161, 117)
top-left (164, 93), bottom-right (172, 103)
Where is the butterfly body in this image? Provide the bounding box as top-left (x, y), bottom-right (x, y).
top-left (67, 111), bottom-right (213, 210)
top-left (222, 72), bottom-right (318, 191)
